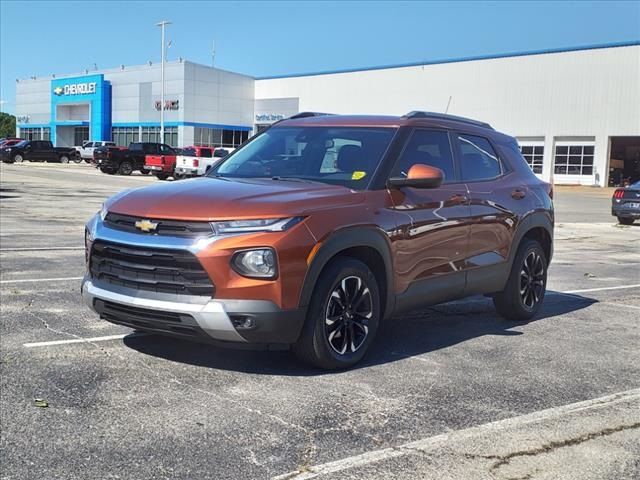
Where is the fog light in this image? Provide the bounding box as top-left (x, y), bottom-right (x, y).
top-left (231, 248), bottom-right (277, 279)
top-left (231, 316), bottom-right (255, 329)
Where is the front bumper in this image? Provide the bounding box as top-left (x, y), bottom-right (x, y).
top-left (82, 276), bottom-right (306, 345)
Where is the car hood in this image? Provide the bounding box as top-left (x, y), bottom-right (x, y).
top-left (107, 177), bottom-right (365, 220)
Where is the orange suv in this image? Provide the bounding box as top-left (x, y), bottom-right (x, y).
top-left (82, 112), bottom-right (554, 369)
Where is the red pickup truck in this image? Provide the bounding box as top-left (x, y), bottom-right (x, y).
top-left (144, 145), bottom-right (180, 180)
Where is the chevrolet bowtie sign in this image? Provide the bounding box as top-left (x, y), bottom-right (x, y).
top-left (53, 82), bottom-right (97, 96)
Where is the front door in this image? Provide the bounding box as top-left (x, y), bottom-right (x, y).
top-left (388, 129), bottom-right (471, 308)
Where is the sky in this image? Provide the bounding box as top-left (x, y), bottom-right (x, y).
top-left (1, 0), bottom-right (639, 114)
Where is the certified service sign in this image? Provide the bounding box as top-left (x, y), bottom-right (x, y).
top-left (53, 82), bottom-right (97, 96)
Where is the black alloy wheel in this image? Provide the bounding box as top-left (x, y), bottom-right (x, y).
top-left (493, 238), bottom-right (547, 321)
top-left (520, 250), bottom-right (545, 310)
top-left (325, 276), bottom-right (373, 355)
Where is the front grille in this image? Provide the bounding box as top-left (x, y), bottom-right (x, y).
top-left (104, 212), bottom-right (214, 238)
top-left (89, 240), bottom-right (214, 296)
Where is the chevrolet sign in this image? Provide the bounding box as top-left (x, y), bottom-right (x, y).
top-left (53, 82), bottom-right (97, 96)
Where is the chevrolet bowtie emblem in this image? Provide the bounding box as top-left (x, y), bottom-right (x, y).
top-left (53, 86), bottom-right (64, 96)
top-left (135, 219), bottom-right (159, 232)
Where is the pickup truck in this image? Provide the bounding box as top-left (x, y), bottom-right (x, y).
top-left (144, 145), bottom-right (181, 180)
top-left (93, 142), bottom-right (173, 175)
top-left (0, 140), bottom-right (78, 164)
top-left (76, 141), bottom-right (116, 163)
top-left (174, 146), bottom-right (233, 178)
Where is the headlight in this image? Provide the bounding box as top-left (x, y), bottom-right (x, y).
top-left (99, 203), bottom-right (108, 221)
top-left (231, 249), bottom-right (277, 279)
top-left (84, 228), bottom-right (93, 264)
top-left (211, 217), bottom-right (303, 234)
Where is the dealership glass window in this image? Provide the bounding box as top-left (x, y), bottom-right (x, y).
top-left (111, 127), bottom-right (140, 147)
top-left (20, 127), bottom-right (46, 141)
top-left (520, 144), bottom-right (544, 174)
top-left (140, 126), bottom-right (177, 146)
top-left (553, 144), bottom-right (594, 175)
top-left (194, 127), bottom-right (249, 148)
top-left (74, 127), bottom-right (89, 146)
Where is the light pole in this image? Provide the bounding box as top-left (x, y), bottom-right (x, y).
top-left (156, 20), bottom-right (171, 143)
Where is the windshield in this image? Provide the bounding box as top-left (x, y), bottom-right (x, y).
top-left (15, 140), bottom-right (28, 147)
top-left (631, 180), bottom-right (640, 188)
top-left (210, 126), bottom-right (396, 189)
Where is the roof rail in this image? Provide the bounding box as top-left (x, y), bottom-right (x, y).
top-left (402, 111), bottom-right (493, 129)
top-left (288, 111), bottom-right (334, 119)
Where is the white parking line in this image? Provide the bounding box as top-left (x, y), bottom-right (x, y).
top-left (273, 388), bottom-right (640, 480)
top-left (0, 276), bottom-right (83, 284)
top-left (562, 284), bottom-right (640, 294)
top-left (23, 333), bottom-right (144, 348)
top-left (0, 247), bottom-right (83, 252)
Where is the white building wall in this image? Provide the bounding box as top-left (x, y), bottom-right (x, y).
top-left (256, 45), bottom-right (640, 186)
top-left (184, 62), bottom-right (255, 128)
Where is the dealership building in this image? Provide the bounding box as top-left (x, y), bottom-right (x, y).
top-left (14, 41), bottom-right (639, 186)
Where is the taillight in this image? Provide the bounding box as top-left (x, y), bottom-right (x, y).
top-left (193, 159), bottom-right (199, 167)
top-left (614, 189), bottom-right (625, 199)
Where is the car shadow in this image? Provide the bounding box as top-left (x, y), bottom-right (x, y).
top-left (122, 291), bottom-right (596, 376)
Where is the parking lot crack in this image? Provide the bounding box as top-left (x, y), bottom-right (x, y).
top-left (483, 422), bottom-right (640, 476)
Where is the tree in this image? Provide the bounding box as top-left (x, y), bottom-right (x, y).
top-left (0, 112), bottom-right (17, 138)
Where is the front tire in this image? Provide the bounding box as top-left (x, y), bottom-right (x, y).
top-left (118, 161), bottom-right (133, 175)
top-left (618, 217), bottom-right (635, 225)
top-left (493, 239), bottom-right (547, 321)
top-left (13, 154), bottom-right (23, 163)
top-left (293, 257), bottom-right (380, 370)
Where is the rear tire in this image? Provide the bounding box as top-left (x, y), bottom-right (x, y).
top-left (140, 168), bottom-right (151, 175)
top-left (293, 257), bottom-right (380, 370)
top-left (118, 161), bottom-right (133, 175)
top-left (59, 155), bottom-right (69, 164)
top-left (72, 155), bottom-right (82, 164)
top-left (618, 217), bottom-right (634, 225)
top-left (493, 238), bottom-right (547, 321)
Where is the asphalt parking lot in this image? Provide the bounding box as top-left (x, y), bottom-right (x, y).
top-left (1, 162), bottom-right (639, 480)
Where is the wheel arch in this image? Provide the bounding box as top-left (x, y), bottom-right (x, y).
top-left (511, 213), bottom-right (554, 266)
top-left (299, 227), bottom-right (395, 320)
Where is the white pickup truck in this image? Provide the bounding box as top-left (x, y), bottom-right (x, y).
top-left (174, 146), bottom-right (234, 178)
top-left (76, 141), bottom-right (116, 163)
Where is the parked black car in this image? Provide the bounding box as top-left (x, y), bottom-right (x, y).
top-left (93, 142), bottom-right (172, 175)
top-left (0, 140), bottom-right (78, 164)
top-left (612, 180), bottom-right (640, 225)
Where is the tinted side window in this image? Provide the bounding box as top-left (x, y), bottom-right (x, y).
top-left (391, 130), bottom-right (455, 183)
top-left (200, 148), bottom-right (213, 158)
top-left (457, 134), bottom-right (501, 181)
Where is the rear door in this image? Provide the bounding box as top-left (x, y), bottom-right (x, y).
top-left (454, 132), bottom-right (526, 294)
top-left (388, 128), bottom-right (471, 301)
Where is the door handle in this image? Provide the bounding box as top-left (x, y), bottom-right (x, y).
top-left (449, 194), bottom-right (468, 205)
top-left (511, 189), bottom-right (526, 200)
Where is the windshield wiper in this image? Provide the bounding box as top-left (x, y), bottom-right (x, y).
top-left (271, 176), bottom-right (323, 184)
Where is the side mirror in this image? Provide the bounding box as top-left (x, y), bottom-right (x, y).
top-left (387, 164), bottom-right (444, 189)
